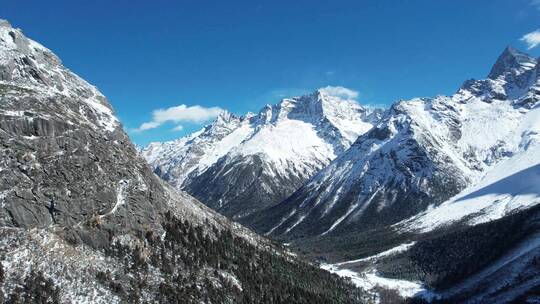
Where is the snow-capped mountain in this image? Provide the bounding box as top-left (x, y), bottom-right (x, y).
top-left (0, 19), bottom-right (369, 303)
top-left (142, 88), bottom-right (381, 219)
top-left (143, 111), bottom-right (252, 189)
top-left (399, 105), bottom-right (540, 233)
top-left (245, 46), bottom-right (540, 303)
top-left (252, 47), bottom-right (540, 241)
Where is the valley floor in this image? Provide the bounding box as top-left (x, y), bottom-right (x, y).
top-left (319, 242), bottom-right (434, 303)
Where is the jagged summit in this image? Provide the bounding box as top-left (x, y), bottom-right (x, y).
top-left (142, 88), bottom-right (381, 219)
top-left (211, 109), bottom-right (242, 126)
top-left (488, 46), bottom-right (537, 80)
top-left (214, 109), bottom-right (237, 120)
top-left (255, 90), bottom-right (332, 124)
top-left (457, 47), bottom-right (538, 103)
top-left (239, 45), bottom-right (540, 299)
top-left (252, 46), bottom-right (540, 246)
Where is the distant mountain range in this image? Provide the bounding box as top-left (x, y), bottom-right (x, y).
top-left (144, 46), bottom-right (540, 302)
top-left (1, 12), bottom-right (538, 303)
top-left (251, 47), bottom-right (539, 239)
top-left (142, 89), bottom-right (381, 219)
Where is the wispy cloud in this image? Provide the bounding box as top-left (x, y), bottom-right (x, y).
top-left (319, 86), bottom-right (359, 100)
top-left (521, 29), bottom-right (540, 50)
top-left (171, 125), bottom-right (184, 131)
top-left (135, 104), bottom-right (223, 132)
top-left (325, 70), bottom-right (336, 77)
top-left (531, 0), bottom-right (540, 10)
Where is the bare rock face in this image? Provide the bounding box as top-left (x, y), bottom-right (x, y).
top-left (0, 20), bottom-right (168, 247)
top-left (0, 19), bottom-right (369, 303)
top-left (0, 96), bottom-right (164, 246)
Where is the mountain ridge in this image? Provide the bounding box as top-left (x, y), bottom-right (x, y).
top-left (244, 46), bottom-right (540, 303)
top-left (0, 19), bottom-right (370, 303)
top-left (142, 87), bottom-right (382, 219)
top-left (249, 46), bottom-right (539, 242)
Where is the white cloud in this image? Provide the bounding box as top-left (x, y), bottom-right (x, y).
top-left (531, 0), bottom-right (540, 10)
top-left (136, 104), bottom-right (223, 131)
top-left (172, 125), bottom-right (184, 131)
top-left (521, 29), bottom-right (540, 50)
top-left (319, 86), bottom-right (359, 100)
top-left (137, 121), bottom-right (160, 131)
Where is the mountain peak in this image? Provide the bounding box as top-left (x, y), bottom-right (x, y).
top-left (216, 109), bottom-right (233, 120)
top-left (244, 111), bottom-right (256, 119)
top-left (502, 45), bottom-right (520, 55)
top-left (211, 110), bottom-right (241, 127)
top-left (0, 19), bottom-right (11, 28)
top-left (143, 86), bottom-right (378, 220)
top-left (488, 46), bottom-right (537, 80)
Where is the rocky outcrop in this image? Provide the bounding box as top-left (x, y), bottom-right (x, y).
top-left (0, 19), bottom-right (369, 303)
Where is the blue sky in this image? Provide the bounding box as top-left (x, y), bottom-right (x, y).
top-left (3, 0), bottom-right (540, 145)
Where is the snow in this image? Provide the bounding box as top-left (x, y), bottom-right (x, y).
top-left (197, 122), bottom-right (253, 169)
top-left (321, 263), bottom-right (431, 300)
top-left (218, 271), bottom-right (243, 291)
top-left (135, 173), bottom-right (148, 191)
top-left (318, 89), bottom-right (376, 143)
top-left (141, 114), bottom-right (250, 186)
top-left (0, 21), bottom-right (119, 133)
top-left (0, 110), bottom-right (25, 117)
top-left (284, 214), bottom-right (306, 234)
top-left (321, 187), bottom-right (382, 236)
top-left (270, 49), bottom-right (540, 237)
top-left (458, 99), bottom-right (522, 155)
top-left (0, 229), bottom-right (123, 304)
top-left (336, 242), bottom-right (416, 266)
top-left (100, 180), bottom-right (129, 218)
top-left (0, 189), bottom-right (13, 208)
top-left (142, 131), bottom-right (201, 165)
top-left (318, 241), bottom-right (431, 301)
top-left (321, 201), bottom-right (359, 236)
top-left (401, 105), bottom-right (540, 233)
top-left (82, 96), bottom-right (118, 132)
top-left (264, 209), bottom-right (297, 236)
top-left (231, 119), bottom-right (336, 173)
top-left (142, 89), bottom-right (379, 193)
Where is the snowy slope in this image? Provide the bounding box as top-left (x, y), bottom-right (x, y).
top-left (143, 89), bottom-right (381, 218)
top-left (244, 47), bottom-right (540, 303)
top-left (318, 116), bottom-right (540, 301)
top-left (400, 104), bottom-right (540, 232)
top-left (321, 228), bottom-right (540, 303)
top-left (253, 47), bottom-right (540, 242)
top-left (251, 95), bottom-right (472, 237)
top-left (142, 111), bottom-right (250, 188)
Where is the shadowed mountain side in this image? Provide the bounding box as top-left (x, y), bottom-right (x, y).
top-left (455, 163), bottom-right (540, 203)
